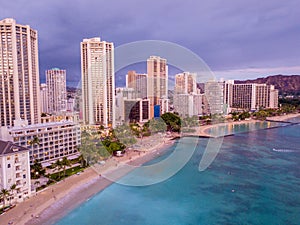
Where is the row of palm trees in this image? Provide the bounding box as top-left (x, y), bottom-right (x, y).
top-left (0, 184), bottom-right (17, 209)
top-left (51, 157), bottom-right (71, 180)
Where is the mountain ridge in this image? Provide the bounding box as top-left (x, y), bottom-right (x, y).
top-left (234, 75), bottom-right (300, 94)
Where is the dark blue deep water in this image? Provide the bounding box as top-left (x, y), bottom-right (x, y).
top-left (56, 119), bottom-right (300, 225)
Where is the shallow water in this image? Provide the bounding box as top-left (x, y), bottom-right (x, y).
top-left (56, 119), bottom-right (300, 225)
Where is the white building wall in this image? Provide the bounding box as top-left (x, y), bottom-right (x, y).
top-left (0, 148), bottom-right (31, 206)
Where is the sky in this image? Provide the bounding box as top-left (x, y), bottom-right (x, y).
top-left (1, 0), bottom-right (300, 87)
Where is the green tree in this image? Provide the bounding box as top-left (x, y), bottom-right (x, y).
top-left (147, 118), bottom-right (167, 133)
top-left (161, 112), bottom-right (181, 132)
top-left (0, 189), bottom-right (9, 208)
top-left (61, 157), bottom-right (71, 178)
top-left (9, 184), bottom-right (16, 205)
top-left (52, 159), bottom-right (63, 180)
top-left (31, 160), bottom-right (45, 179)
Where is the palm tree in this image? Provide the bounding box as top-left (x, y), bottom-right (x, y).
top-left (52, 159), bottom-right (63, 180)
top-left (28, 135), bottom-right (40, 147)
top-left (31, 160), bottom-right (45, 179)
top-left (61, 157), bottom-right (71, 178)
top-left (9, 184), bottom-right (16, 205)
top-left (0, 189), bottom-right (9, 208)
top-left (77, 154), bottom-right (86, 168)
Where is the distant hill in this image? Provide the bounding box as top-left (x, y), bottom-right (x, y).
top-left (235, 75), bottom-right (300, 95)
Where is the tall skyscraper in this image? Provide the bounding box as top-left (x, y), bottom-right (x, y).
top-left (174, 72), bottom-right (197, 94)
top-left (40, 83), bottom-right (49, 113)
top-left (46, 68), bottom-right (67, 113)
top-left (126, 70), bottom-right (147, 99)
top-left (0, 18), bottom-right (41, 126)
top-left (204, 80), bottom-right (224, 115)
top-left (230, 83), bottom-right (278, 111)
top-left (147, 56), bottom-right (168, 118)
top-left (81, 37), bottom-right (115, 127)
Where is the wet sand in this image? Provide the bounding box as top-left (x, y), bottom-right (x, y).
top-left (0, 137), bottom-right (175, 225)
top-left (1, 113), bottom-right (298, 225)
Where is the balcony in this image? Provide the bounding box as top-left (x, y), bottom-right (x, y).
top-left (14, 160), bottom-right (21, 166)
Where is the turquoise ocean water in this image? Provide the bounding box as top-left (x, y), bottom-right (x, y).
top-left (56, 119), bottom-right (300, 225)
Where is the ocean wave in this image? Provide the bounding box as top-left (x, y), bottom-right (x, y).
top-left (272, 148), bottom-right (297, 153)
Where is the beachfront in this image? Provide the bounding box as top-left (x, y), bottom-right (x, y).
top-left (1, 112), bottom-right (299, 225)
top-left (0, 133), bottom-right (176, 225)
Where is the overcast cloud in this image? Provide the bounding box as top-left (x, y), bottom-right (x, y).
top-left (1, 0), bottom-right (299, 86)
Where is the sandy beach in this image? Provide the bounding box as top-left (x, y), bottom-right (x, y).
top-left (197, 112), bottom-right (300, 137)
top-left (1, 112), bottom-right (299, 225)
top-left (266, 113), bottom-right (300, 122)
top-left (0, 135), bottom-right (175, 225)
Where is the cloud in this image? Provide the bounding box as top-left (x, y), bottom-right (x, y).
top-left (1, 0), bottom-right (299, 86)
top-left (214, 66), bottom-right (300, 80)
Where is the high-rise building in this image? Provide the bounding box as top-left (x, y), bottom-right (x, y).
top-left (0, 18), bottom-right (41, 127)
top-left (174, 72), bottom-right (197, 94)
top-left (223, 80), bottom-right (234, 114)
top-left (0, 140), bottom-right (31, 205)
top-left (173, 94), bottom-right (203, 118)
top-left (270, 86), bottom-right (279, 109)
top-left (115, 88), bottom-right (150, 124)
top-left (147, 56), bottom-right (168, 118)
top-left (231, 83), bottom-right (255, 110)
top-left (40, 83), bottom-right (49, 113)
top-left (46, 68), bottom-right (67, 113)
top-left (126, 70), bottom-right (147, 99)
top-left (204, 81), bottom-right (224, 115)
top-left (228, 82), bottom-right (278, 111)
top-left (81, 37), bottom-right (115, 127)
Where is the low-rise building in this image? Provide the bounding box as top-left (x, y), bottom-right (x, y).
top-left (0, 119), bottom-right (81, 166)
top-left (0, 140), bottom-right (31, 207)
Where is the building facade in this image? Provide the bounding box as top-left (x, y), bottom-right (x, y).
top-left (147, 56), bottom-right (168, 118)
top-left (230, 83), bottom-right (278, 111)
top-left (204, 81), bottom-right (224, 115)
top-left (126, 70), bottom-right (147, 99)
top-left (0, 119), bottom-right (81, 165)
top-left (115, 88), bottom-right (150, 124)
top-left (81, 37), bottom-right (115, 127)
top-left (40, 83), bottom-right (49, 113)
top-left (0, 140), bottom-right (31, 206)
top-left (46, 68), bottom-right (67, 113)
top-left (0, 18), bottom-right (41, 127)
top-left (174, 72), bottom-right (197, 94)
top-left (173, 94), bottom-right (203, 118)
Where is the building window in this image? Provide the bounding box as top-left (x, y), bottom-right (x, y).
top-left (7, 163), bottom-right (11, 168)
top-left (23, 174), bottom-right (26, 178)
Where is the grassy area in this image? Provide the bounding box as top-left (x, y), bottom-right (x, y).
top-left (46, 165), bottom-right (85, 182)
top-left (0, 205), bottom-right (11, 215)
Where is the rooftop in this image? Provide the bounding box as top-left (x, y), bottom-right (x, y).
top-left (9, 120), bottom-right (78, 132)
top-left (0, 140), bottom-right (29, 156)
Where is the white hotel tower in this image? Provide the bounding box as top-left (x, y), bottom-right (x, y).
top-left (46, 68), bottom-right (67, 113)
top-left (80, 37), bottom-right (115, 127)
top-left (0, 18), bottom-right (41, 127)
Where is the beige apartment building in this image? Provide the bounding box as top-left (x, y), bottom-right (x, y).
top-left (147, 56), bottom-right (168, 118)
top-left (230, 83), bottom-right (278, 111)
top-left (0, 18), bottom-right (41, 127)
top-left (81, 37), bottom-right (115, 127)
top-left (46, 68), bottom-right (67, 113)
top-left (0, 119), bottom-right (81, 166)
top-left (0, 140), bottom-right (31, 206)
top-left (174, 72), bottom-right (197, 94)
top-left (40, 83), bottom-right (49, 113)
top-left (126, 70), bottom-right (147, 99)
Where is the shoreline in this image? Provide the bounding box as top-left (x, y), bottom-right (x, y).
top-left (0, 136), bottom-right (175, 225)
top-left (197, 113), bottom-right (300, 137)
top-left (1, 113), bottom-right (299, 225)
